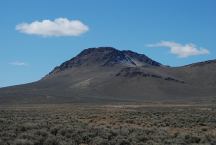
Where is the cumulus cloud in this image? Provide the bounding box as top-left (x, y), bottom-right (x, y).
top-left (16, 18), bottom-right (89, 37)
top-left (9, 61), bottom-right (28, 66)
top-left (147, 41), bottom-right (210, 58)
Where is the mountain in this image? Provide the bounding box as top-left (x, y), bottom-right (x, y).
top-left (47, 47), bottom-right (161, 76)
top-left (0, 47), bottom-right (216, 104)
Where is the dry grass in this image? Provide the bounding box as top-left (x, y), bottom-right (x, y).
top-left (0, 104), bottom-right (216, 145)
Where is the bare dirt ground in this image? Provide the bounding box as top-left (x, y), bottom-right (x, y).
top-left (0, 104), bottom-right (216, 145)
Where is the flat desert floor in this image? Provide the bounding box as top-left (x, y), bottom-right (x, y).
top-left (0, 104), bottom-right (216, 145)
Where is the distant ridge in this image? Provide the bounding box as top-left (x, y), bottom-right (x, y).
top-left (0, 47), bottom-right (216, 104)
top-left (184, 59), bottom-right (216, 67)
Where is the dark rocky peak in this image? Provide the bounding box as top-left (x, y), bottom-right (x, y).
top-left (122, 50), bottom-right (161, 66)
top-left (71, 47), bottom-right (132, 67)
top-left (48, 47), bottom-right (161, 75)
top-left (76, 47), bottom-right (129, 66)
top-left (77, 47), bottom-right (117, 57)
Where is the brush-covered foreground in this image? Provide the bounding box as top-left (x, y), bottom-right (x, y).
top-left (0, 104), bottom-right (216, 145)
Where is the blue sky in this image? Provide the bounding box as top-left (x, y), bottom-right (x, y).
top-left (0, 0), bottom-right (216, 87)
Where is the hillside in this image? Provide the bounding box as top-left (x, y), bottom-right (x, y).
top-left (0, 47), bottom-right (216, 104)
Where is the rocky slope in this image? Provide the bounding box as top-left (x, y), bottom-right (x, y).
top-left (0, 47), bottom-right (215, 104)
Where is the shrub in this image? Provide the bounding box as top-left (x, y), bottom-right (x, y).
top-left (14, 139), bottom-right (34, 145)
top-left (44, 136), bottom-right (60, 145)
top-left (184, 134), bottom-right (201, 144)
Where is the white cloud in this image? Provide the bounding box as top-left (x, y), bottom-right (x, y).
top-left (9, 61), bottom-right (28, 66)
top-left (16, 18), bottom-right (89, 37)
top-left (147, 41), bottom-right (210, 58)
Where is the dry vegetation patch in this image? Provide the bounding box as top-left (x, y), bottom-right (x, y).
top-left (0, 104), bottom-right (216, 145)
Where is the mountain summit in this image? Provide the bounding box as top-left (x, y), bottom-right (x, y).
top-left (48, 47), bottom-right (161, 76)
top-left (0, 47), bottom-right (216, 104)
